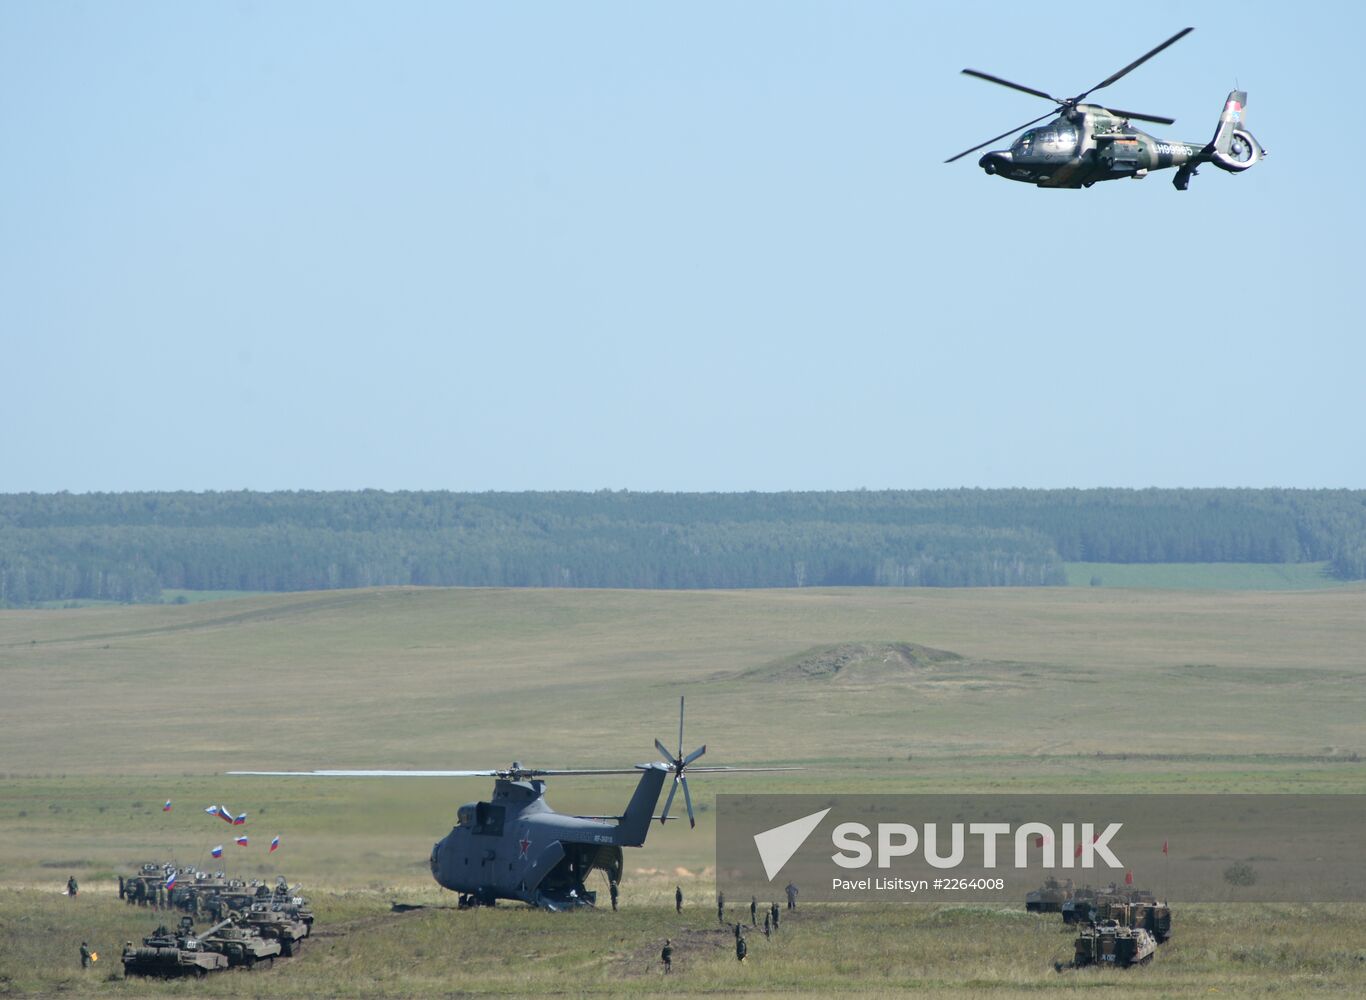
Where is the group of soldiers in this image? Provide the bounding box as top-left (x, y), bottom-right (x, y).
top-left (660, 882), bottom-right (799, 972)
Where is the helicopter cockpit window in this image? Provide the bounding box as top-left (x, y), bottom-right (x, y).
top-left (1036, 124), bottom-right (1077, 154)
top-left (473, 803), bottom-right (505, 837)
top-left (1012, 132), bottom-right (1034, 155)
top-left (457, 805), bottom-right (475, 828)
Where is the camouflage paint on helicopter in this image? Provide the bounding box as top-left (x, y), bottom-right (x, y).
top-left (977, 92), bottom-right (1262, 190)
top-left (948, 28), bottom-right (1265, 190)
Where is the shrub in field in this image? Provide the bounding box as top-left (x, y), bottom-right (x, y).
top-left (1224, 861), bottom-right (1258, 886)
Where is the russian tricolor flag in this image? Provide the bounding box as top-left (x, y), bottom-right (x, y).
top-left (204, 805), bottom-right (220, 818)
top-left (163, 800), bottom-right (172, 812)
top-left (235, 835), bottom-right (249, 847)
top-left (269, 835), bottom-right (280, 853)
top-left (211, 845), bottom-right (223, 858)
top-left (218, 805), bottom-right (236, 824)
top-left (165, 871), bottom-right (177, 891)
top-left (233, 812), bottom-right (247, 826)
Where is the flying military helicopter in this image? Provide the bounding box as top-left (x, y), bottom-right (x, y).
top-left (946, 27), bottom-right (1264, 190)
top-left (230, 698), bottom-right (793, 910)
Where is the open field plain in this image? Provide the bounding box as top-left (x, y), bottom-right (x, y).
top-left (3, 585), bottom-right (1366, 996)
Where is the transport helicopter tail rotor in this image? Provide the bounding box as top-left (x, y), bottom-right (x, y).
top-left (654, 696), bottom-right (706, 828)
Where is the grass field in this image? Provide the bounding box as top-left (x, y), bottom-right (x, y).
top-left (1063, 561), bottom-right (1351, 590)
top-left (2, 585), bottom-right (1365, 996)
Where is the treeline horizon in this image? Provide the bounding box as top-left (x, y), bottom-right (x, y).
top-left (2, 488), bottom-right (1366, 606)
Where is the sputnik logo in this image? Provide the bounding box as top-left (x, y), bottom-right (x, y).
top-left (753, 809), bottom-right (831, 881)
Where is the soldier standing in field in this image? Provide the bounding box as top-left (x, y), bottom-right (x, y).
top-left (785, 882), bottom-right (798, 910)
top-left (661, 938), bottom-right (673, 974)
top-left (675, 885), bottom-right (683, 914)
top-left (771, 901), bottom-right (780, 930)
top-left (750, 895), bottom-right (757, 925)
top-left (67, 876), bottom-right (79, 896)
top-left (717, 890), bottom-right (725, 924)
top-left (736, 931), bottom-right (748, 963)
top-left (763, 912), bottom-right (771, 939)
top-left (80, 942), bottom-right (91, 968)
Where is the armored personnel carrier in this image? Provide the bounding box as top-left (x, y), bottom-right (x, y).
top-left (1129, 899), bottom-right (1173, 942)
top-left (1062, 885), bottom-right (1129, 924)
top-left (202, 918), bottom-right (282, 968)
top-left (121, 917), bottom-right (232, 978)
top-left (1061, 920), bottom-right (1157, 969)
top-left (1025, 877), bottom-right (1073, 913)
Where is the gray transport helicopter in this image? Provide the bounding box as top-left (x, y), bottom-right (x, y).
top-left (230, 698), bottom-right (792, 910)
top-left (947, 27), bottom-right (1264, 190)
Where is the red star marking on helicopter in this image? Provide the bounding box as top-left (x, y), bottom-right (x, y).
top-left (518, 836), bottom-right (532, 859)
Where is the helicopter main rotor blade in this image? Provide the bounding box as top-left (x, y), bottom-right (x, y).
top-left (680, 765), bottom-right (803, 772)
top-left (959, 69), bottom-right (1061, 104)
top-left (1102, 107), bottom-right (1177, 126)
top-left (683, 744), bottom-right (706, 767)
top-left (659, 776), bottom-right (680, 825)
top-left (1075, 26), bottom-right (1193, 102)
top-left (228, 769), bottom-right (503, 777)
top-left (681, 775), bottom-right (696, 829)
top-left (655, 738), bottom-right (673, 762)
top-left (677, 696), bottom-right (685, 759)
top-left (228, 767), bottom-right (647, 778)
top-left (944, 110), bottom-right (1059, 163)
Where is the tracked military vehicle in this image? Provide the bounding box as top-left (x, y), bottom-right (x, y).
top-left (202, 918), bottom-right (282, 968)
top-left (121, 917), bottom-right (232, 978)
top-left (1129, 899), bottom-right (1173, 942)
top-left (1060, 920), bottom-right (1157, 970)
top-left (243, 900), bottom-right (310, 956)
top-left (1026, 877), bottom-right (1073, 913)
top-left (121, 863), bottom-right (171, 907)
top-left (1060, 885), bottom-right (1099, 924)
top-left (170, 871), bottom-right (230, 913)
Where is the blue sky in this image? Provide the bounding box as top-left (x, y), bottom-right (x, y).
top-left (2, 1), bottom-right (1362, 492)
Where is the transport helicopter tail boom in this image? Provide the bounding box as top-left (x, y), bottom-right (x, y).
top-left (614, 764), bottom-right (670, 847)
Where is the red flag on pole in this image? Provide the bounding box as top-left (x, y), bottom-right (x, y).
top-left (1125, 870), bottom-right (1134, 885)
top-left (1162, 839), bottom-right (1168, 855)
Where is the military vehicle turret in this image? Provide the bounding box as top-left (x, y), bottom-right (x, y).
top-left (1058, 920), bottom-right (1157, 970)
top-left (121, 917), bottom-right (232, 978)
top-left (1025, 876), bottom-right (1073, 913)
top-left (201, 918), bottom-right (283, 968)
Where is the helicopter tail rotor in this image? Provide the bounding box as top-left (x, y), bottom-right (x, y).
top-left (655, 696), bottom-right (706, 828)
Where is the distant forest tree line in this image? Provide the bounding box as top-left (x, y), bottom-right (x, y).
top-left (2, 489), bottom-right (1365, 606)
